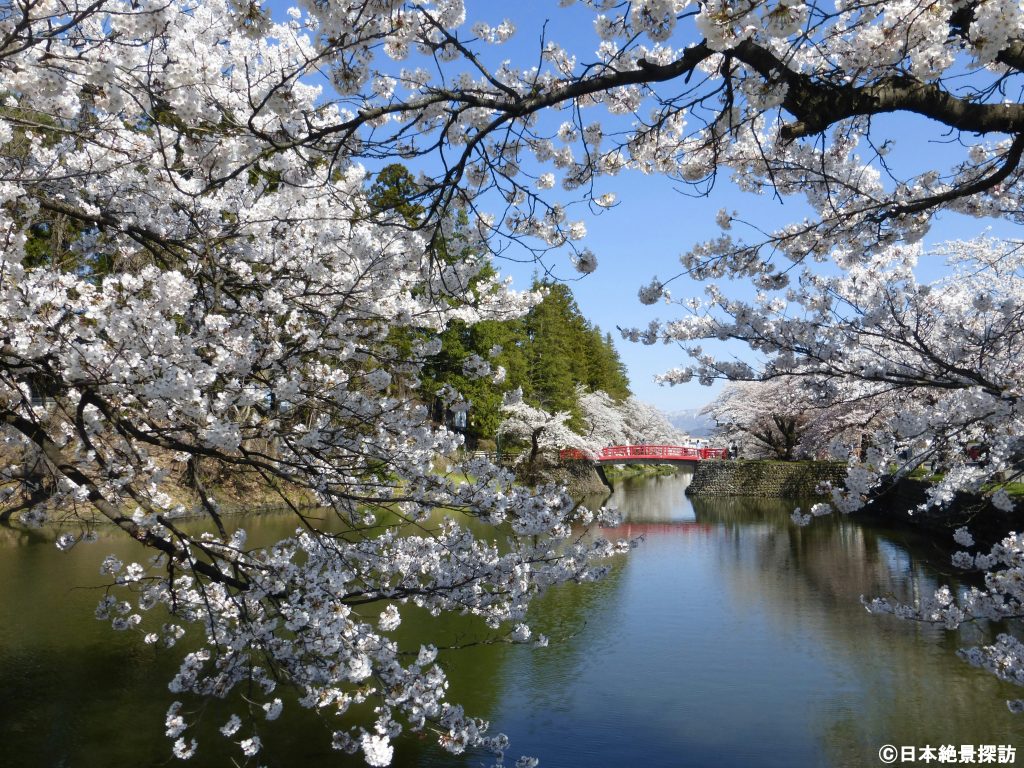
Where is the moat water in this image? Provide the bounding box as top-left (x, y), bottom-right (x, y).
top-left (1, 471), bottom-right (1020, 767)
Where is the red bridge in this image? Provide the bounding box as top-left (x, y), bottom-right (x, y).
top-left (559, 445), bottom-right (728, 465)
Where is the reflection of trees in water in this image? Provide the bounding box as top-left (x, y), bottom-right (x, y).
top-left (692, 496), bottom-right (938, 607)
top-left (0, 523), bottom-right (208, 768)
top-left (690, 497), bottom-right (1022, 759)
top-left (0, 523), bottom-right (59, 548)
top-left (608, 470), bottom-right (695, 524)
top-left (690, 496), bottom-right (981, 622)
top-left (8, 487), bottom-right (1022, 767)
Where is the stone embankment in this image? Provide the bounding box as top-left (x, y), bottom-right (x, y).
top-left (687, 460), bottom-right (848, 498)
top-left (517, 459), bottom-right (611, 497)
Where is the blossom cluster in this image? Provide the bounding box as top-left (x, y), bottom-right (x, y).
top-left (0, 2), bottom-right (635, 763)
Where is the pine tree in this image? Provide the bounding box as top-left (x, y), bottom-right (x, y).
top-left (522, 282), bottom-right (580, 415)
top-left (366, 171), bottom-right (633, 443)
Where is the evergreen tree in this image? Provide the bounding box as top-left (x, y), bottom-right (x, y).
top-left (519, 282), bottom-right (632, 431)
top-left (584, 328), bottom-right (631, 401)
top-left (522, 282), bottom-right (580, 415)
top-left (366, 169), bottom-right (632, 444)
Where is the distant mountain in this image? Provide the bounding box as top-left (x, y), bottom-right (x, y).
top-left (666, 408), bottom-right (715, 437)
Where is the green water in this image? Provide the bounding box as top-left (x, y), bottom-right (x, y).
top-left (1, 471), bottom-right (1021, 767)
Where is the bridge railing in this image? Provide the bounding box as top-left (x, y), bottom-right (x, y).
top-left (701, 447), bottom-right (729, 460)
top-left (559, 445), bottom-right (728, 462)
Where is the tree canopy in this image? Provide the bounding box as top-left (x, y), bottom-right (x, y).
top-left (417, 278), bottom-right (631, 444)
top-left (702, 378), bottom-right (900, 461)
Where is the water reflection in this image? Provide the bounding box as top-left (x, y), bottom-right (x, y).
top-left (0, 471), bottom-right (1020, 767)
top-left (486, 474), bottom-right (1021, 768)
top-left (689, 494), bottom-right (1019, 767)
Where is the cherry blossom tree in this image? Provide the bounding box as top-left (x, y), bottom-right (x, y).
top-left (522, 386), bottom-right (688, 453)
top-left (0, 3), bottom-right (633, 764)
top-left (572, 388), bottom-right (629, 451)
top-left (615, 394), bottom-right (691, 446)
top-left (10, 0), bottom-right (1024, 746)
top-left (702, 377), bottom-right (897, 460)
top-left (497, 389), bottom-right (589, 465)
top-left (653, 240), bottom-right (1024, 512)
top-left (703, 380), bottom-right (811, 460)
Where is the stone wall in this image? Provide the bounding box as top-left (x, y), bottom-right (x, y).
top-left (519, 459), bottom-right (611, 497)
top-left (686, 460), bottom-right (847, 498)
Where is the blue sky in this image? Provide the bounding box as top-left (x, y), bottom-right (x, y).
top-left (266, 1), bottom-right (1019, 411)
top-left (498, 170), bottom-right (741, 412)
top-left (446, 6), bottom-right (1022, 411)
top-left (497, 144), bottom-right (1019, 413)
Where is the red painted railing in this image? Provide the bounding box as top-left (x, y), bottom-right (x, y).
top-left (559, 445), bottom-right (728, 462)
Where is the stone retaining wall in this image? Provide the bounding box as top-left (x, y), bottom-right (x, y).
top-left (519, 459), bottom-right (611, 497)
top-left (686, 460), bottom-right (848, 498)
